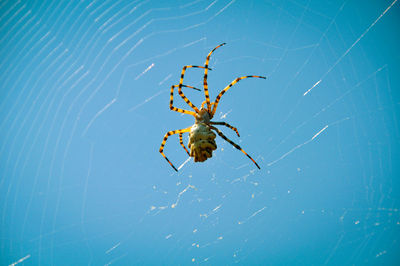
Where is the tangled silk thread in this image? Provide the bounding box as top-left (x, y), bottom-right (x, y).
top-left (188, 123), bottom-right (217, 162)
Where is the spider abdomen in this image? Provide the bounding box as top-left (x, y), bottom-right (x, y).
top-left (188, 123), bottom-right (217, 162)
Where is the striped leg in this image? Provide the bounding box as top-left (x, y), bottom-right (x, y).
top-left (178, 65), bottom-right (210, 113)
top-left (210, 126), bottom-right (260, 169)
top-left (160, 127), bottom-right (192, 171)
top-left (210, 121), bottom-right (240, 137)
top-left (200, 100), bottom-right (214, 109)
top-left (211, 75), bottom-right (266, 116)
top-left (170, 84), bottom-right (199, 116)
top-left (203, 43), bottom-right (226, 112)
top-left (179, 133), bottom-right (190, 156)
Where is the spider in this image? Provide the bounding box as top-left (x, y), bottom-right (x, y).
top-left (159, 43), bottom-right (266, 171)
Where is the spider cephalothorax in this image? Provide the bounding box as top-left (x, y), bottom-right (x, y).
top-left (195, 107), bottom-right (212, 123)
top-left (159, 43), bottom-right (266, 171)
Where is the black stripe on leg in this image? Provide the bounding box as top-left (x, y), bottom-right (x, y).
top-left (212, 126), bottom-right (260, 169)
top-left (163, 155), bottom-right (178, 171)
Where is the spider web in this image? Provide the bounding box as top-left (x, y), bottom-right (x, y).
top-left (1, 0), bottom-right (400, 264)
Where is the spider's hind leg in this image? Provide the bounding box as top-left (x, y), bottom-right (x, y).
top-left (210, 121), bottom-right (240, 137)
top-left (160, 127), bottom-right (192, 171)
top-left (210, 126), bottom-right (260, 169)
top-left (179, 132), bottom-right (190, 156)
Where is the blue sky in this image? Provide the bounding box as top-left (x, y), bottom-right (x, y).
top-left (1, 0), bottom-right (400, 265)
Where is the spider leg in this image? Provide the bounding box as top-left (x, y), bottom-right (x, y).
top-left (204, 43), bottom-right (226, 112)
top-left (179, 132), bottom-right (190, 156)
top-left (178, 65), bottom-right (211, 113)
top-left (211, 75), bottom-right (266, 116)
top-left (160, 127), bottom-right (192, 171)
top-left (170, 84), bottom-right (199, 116)
top-left (210, 126), bottom-right (260, 169)
top-left (200, 100), bottom-right (214, 109)
top-left (210, 121), bottom-right (240, 137)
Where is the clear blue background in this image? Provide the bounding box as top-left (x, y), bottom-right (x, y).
top-left (1, 0), bottom-right (400, 265)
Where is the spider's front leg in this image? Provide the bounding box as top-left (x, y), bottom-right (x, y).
top-left (200, 100), bottom-right (215, 110)
top-left (160, 127), bottom-right (192, 171)
top-left (211, 75), bottom-right (266, 116)
top-left (170, 84), bottom-right (198, 116)
top-left (203, 43), bottom-right (226, 112)
top-left (177, 65), bottom-right (211, 113)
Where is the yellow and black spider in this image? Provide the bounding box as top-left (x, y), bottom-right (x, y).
top-left (159, 43), bottom-right (266, 171)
